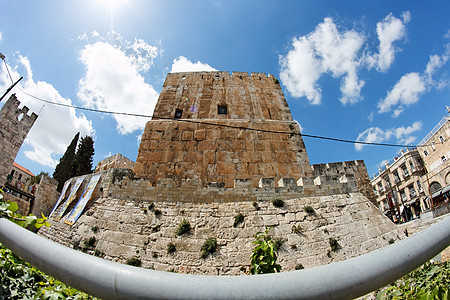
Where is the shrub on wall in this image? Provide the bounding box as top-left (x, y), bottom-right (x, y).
top-left (304, 206), bottom-right (315, 214)
top-left (272, 198), bottom-right (284, 208)
top-left (167, 242), bottom-right (176, 254)
top-left (125, 257), bottom-right (142, 267)
top-left (176, 219), bottom-right (191, 236)
top-left (329, 237), bottom-right (338, 251)
top-left (250, 227), bottom-right (281, 274)
top-left (201, 238), bottom-right (217, 259)
top-left (233, 213), bottom-right (245, 227)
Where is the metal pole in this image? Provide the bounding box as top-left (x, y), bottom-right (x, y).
top-left (0, 216), bottom-right (449, 300)
top-left (0, 76), bottom-right (23, 102)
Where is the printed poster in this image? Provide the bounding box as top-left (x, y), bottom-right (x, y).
top-left (65, 174), bottom-right (101, 225)
top-left (54, 177), bottom-right (84, 221)
top-left (49, 180), bottom-right (71, 216)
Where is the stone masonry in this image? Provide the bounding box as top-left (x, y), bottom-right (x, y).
top-left (38, 71), bottom-right (405, 275)
top-left (0, 94), bottom-right (37, 187)
top-left (134, 72), bottom-right (312, 188)
top-left (39, 168), bottom-right (405, 275)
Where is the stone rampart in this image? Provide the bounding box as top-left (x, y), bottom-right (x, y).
top-left (0, 94), bottom-right (38, 186)
top-left (32, 174), bottom-right (59, 217)
top-left (312, 160), bottom-right (377, 206)
top-left (38, 168), bottom-right (405, 275)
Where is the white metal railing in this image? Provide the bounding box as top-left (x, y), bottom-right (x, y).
top-left (0, 217), bottom-right (449, 300)
top-left (418, 116), bottom-right (449, 146)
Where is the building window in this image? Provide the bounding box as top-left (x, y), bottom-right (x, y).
top-left (218, 105), bottom-right (227, 115)
top-left (424, 150), bottom-right (429, 156)
top-left (408, 185), bottom-right (416, 198)
top-left (409, 161), bottom-right (415, 172)
top-left (174, 109), bottom-right (182, 119)
top-left (401, 165), bottom-right (409, 177)
top-left (441, 155), bottom-right (447, 162)
top-left (439, 135), bottom-right (445, 143)
top-left (393, 171), bottom-right (400, 183)
top-left (431, 143), bottom-right (436, 150)
top-left (417, 180), bottom-right (423, 192)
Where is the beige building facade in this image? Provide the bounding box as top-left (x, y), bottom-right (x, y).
top-left (371, 148), bottom-right (428, 222)
top-left (417, 114), bottom-right (450, 215)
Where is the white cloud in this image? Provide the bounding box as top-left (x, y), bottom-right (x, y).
top-left (355, 121), bottom-right (422, 151)
top-left (377, 72), bottom-right (426, 116)
top-left (367, 111), bottom-right (374, 123)
top-left (367, 12), bottom-right (410, 72)
top-left (0, 56), bottom-right (94, 168)
top-left (77, 35), bottom-right (160, 135)
top-left (170, 56), bottom-right (217, 73)
top-left (280, 17), bottom-right (365, 105)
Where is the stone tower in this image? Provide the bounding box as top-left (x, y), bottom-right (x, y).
top-left (134, 71), bottom-right (312, 187)
top-left (0, 94), bottom-right (38, 186)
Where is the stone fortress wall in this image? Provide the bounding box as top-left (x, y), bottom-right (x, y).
top-left (0, 94), bottom-right (38, 187)
top-left (134, 72), bottom-right (312, 188)
top-left (39, 166), bottom-right (404, 275)
top-left (38, 71), bottom-right (404, 275)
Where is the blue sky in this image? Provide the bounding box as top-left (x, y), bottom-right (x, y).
top-left (0, 0), bottom-right (449, 179)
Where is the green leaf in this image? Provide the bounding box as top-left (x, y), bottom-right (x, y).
top-left (7, 201), bottom-right (18, 213)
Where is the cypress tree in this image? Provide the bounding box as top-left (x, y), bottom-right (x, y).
top-left (53, 132), bottom-right (79, 192)
top-left (73, 136), bottom-right (95, 177)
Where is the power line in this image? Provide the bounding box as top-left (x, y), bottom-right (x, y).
top-left (17, 87), bottom-right (424, 149)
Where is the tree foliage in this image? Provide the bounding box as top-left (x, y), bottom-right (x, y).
top-left (250, 227), bottom-right (282, 274)
top-left (53, 133), bottom-right (95, 192)
top-left (53, 132), bottom-right (79, 192)
top-left (73, 136), bottom-right (95, 177)
top-left (30, 171), bottom-right (49, 185)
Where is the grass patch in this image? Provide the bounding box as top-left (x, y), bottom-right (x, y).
top-left (304, 206), bottom-right (315, 214)
top-left (167, 242), bottom-right (176, 254)
top-left (125, 257), bottom-right (142, 267)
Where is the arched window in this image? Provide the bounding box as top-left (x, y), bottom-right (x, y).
top-left (429, 181), bottom-right (442, 194)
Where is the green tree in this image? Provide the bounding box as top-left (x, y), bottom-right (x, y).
top-left (73, 136), bottom-right (95, 177)
top-left (30, 171), bottom-right (48, 185)
top-left (53, 132), bottom-right (79, 192)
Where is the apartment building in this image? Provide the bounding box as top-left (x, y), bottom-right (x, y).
top-left (371, 148), bottom-right (427, 222)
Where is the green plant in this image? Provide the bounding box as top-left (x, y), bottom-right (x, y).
top-left (0, 243), bottom-right (97, 299)
top-left (154, 209), bottom-right (162, 216)
top-left (152, 252), bottom-right (158, 258)
top-left (91, 225), bottom-right (99, 233)
top-left (233, 213), bottom-right (245, 227)
top-left (86, 236), bottom-right (96, 247)
top-left (201, 238), bottom-right (217, 259)
top-left (176, 219), bottom-right (191, 236)
top-left (94, 249), bottom-right (104, 257)
top-left (126, 257), bottom-right (142, 267)
top-left (273, 78), bottom-right (279, 84)
top-left (167, 242), bottom-right (177, 254)
top-left (0, 189), bottom-right (51, 229)
top-left (388, 238), bottom-right (395, 244)
top-left (377, 261), bottom-right (450, 299)
top-left (252, 201), bottom-right (260, 211)
top-left (148, 202), bottom-right (155, 210)
top-left (304, 205), bottom-right (315, 214)
top-left (143, 208), bottom-right (148, 214)
top-left (292, 224), bottom-right (302, 234)
top-left (295, 263), bottom-right (304, 270)
top-left (272, 198), bottom-right (284, 208)
top-left (250, 227), bottom-right (282, 274)
top-left (329, 237), bottom-right (338, 251)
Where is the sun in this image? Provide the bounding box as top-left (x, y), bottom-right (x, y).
top-left (97, 0), bottom-right (123, 10)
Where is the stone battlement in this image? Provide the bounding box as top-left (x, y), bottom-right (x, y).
top-left (64, 168), bottom-right (359, 206)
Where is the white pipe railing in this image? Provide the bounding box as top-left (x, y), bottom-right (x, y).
top-left (0, 216), bottom-right (449, 299)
